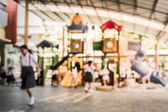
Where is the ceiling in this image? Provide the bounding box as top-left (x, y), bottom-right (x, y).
top-left (18, 0), bottom-right (168, 40)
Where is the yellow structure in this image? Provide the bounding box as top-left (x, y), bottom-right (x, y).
top-left (61, 56), bottom-right (83, 87)
top-left (68, 56), bottom-right (83, 69)
top-left (70, 13), bottom-right (85, 25)
top-left (0, 25), bottom-right (11, 42)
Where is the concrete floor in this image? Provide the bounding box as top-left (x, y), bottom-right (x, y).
top-left (0, 84), bottom-right (168, 112)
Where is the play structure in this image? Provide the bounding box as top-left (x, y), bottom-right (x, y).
top-left (36, 13), bottom-right (167, 88)
top-left (61, 56), bottom-right (83, 87)
top-left (56, 13), bottom-right (87, 87)
top-left (131, 51), bottom-right (166, 86)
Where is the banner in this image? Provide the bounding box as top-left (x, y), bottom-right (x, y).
top-left (128, 41), bottom-right (141, 51)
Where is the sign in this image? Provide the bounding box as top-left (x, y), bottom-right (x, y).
top-left (0, 8), bottom-right (7, 26)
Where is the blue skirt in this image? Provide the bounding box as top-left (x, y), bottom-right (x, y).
top-left (83, 72), bottom-right (93, 83)
top-left (21, 66), bottom-right (36, 89)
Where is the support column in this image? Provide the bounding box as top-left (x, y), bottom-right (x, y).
top-left (117, 31), bottom-right (121, 86)
top-left (24, 0), bottom-right (29, 46)
top-left (155, 44), bottom-right (158, 70)
top-left (62, 27), bottom-right (65, 58)
top-left (0, 43), bottom-right (5, 65)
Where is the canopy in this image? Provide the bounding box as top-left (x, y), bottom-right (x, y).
top-left (100, 20), bottom-right (122, 33)
top-left (68, 13), bottom-right (88, 32)
top-left (36, 40), bottom-right (54, 49)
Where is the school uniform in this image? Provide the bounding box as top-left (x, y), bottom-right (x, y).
top-left (83, 64), bottom-right (95, 83)
top-left (6, 70), bottom-right (15, 83)
top-left (52, 70), bottom-right (58, 81)
top-left (20, 52), bottom-right (36, 89)
top-left (0, 67), bottom-right (6, 79)
top-left (99, 69), bottom-right (110, 81)
top-left (72, 68), bottom-right (78, 79)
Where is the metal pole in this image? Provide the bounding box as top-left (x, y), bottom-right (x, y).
top-left (117, 31), bottom-right (121, 86)
top-left (155, 44), bottom-right (158, 70)
top-left (62, 27), bottom-right (64, 58)
top-left (42, 49), bottom-right (44, 86)
top-left (52, 47), bottom-right (54, 66)
top-left (24, 0), bottom-right (29, 46)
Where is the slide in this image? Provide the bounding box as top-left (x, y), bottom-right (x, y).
top-left (131, 61), bottom-right (166, 87)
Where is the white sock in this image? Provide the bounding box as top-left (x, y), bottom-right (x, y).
top-left (29, 96), bottom-right (35, 105)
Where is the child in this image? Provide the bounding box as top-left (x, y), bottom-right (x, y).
top-left (99, 66), bottom-right (110, 86)
top-left (71, 66), bottom-right (78, 87)
top-left (0, 64), bottom-right (6, 79)
top-left (6, 67), bottom-right (15, 86)
top-left (83, 61), bottom-right (96, 93)
top-left (52, 68), bottom-right (58, 87)
top-left (20, 45), bottom-right (40, 106)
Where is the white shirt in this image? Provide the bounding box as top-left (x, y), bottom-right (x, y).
top-left (6, 70), bottom-right (13, 76)
top-left (20, 52), bottom-right (36, 67)
top-left (52, 70), bottom-right (58, 75)
top-left (84, 64), bottom-right (95, 73)
top-left (99, 69), bottom-right (110, 80)
top-left (99, 69), bottom-right (110, 76)
top-left (72, 68), bottom-right (78, 78)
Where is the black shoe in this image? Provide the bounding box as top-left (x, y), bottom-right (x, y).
top-left (85, 90), bottom-right (88, 93)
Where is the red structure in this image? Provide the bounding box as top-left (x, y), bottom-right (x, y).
top-left (100, 20), bottom-right (122, 32)
top-left (155, 44), bottom-right (158, 70)
top-left (5, 0), bottom-right (18, 44)
top-left (100, 20), bottom-right (123, 86)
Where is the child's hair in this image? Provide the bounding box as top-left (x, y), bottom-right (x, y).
top-left (0, 64), bottom-right (4, 68)
top-left (20, 45), bottom-right (28, 49)
top-left (88, 61), bottom-right (92, 66)
top-left (28, 49), bottom-right (33, 54)
top-left (101, 65), bottom-right (104, 69)
top-left (8, 67), bottom-right (13, 70)
top-left (75, 62), bottom-right (81, 72)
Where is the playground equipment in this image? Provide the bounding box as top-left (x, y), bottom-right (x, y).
top-left (61, 56), bottom-right (83, 87)
top-left (131, 51), bottom-right (166, 87)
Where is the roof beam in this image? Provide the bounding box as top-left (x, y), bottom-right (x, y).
top-left (24, 0), bottom-right (168, 23)
top-left (19, 3), bottom-right (46, 21)
top-left (101, 0), bottom-right (104, 8)
top-left (49, 0), bottom-right (69, 21)
top-left (62, 0), bottom-right (74, 19)
top-left (116, 0), bottom-right (121, 12)
top-left (144, 0), bottom-right (158, 34)
top-left (37, 0), bottom-right (66, 21)
top-left (32, 4), bottom-right (56, 21)
top-left (156, 17), bottom-right (168, 40)
top-left (134, 0), bottom-right (137, 13)
top-left (133, 0), bottom-right (137, 32)
top-left (76, 0), bottom-right (94, 24)
top-left (105, 0), bottom-right (167, 15)
top-left (103, 0), bottom-right (111, 21)
top-left (89, 0), bottom-right (102, 24)
top-left (24, 0), bottom-right (168, 15)
top-left (47, 0), bottom-right (168, 16)
top-left (150, 0), bottom-right (158, 19)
